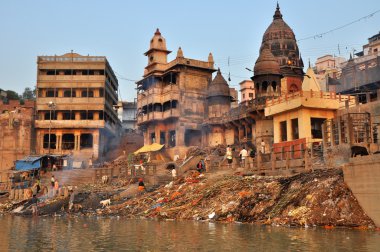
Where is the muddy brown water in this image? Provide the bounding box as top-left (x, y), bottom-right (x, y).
top-left (0, 215), bottom-right (379, 251)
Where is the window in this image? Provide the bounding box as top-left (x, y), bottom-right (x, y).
top-left (289, 84), bottom-right (298, 93)
top-left (249, 93), bottom-right (253, 98)
top-left (291, 118), bottom-right (299, 140)
top-left (280, 121), bottom-right (287, 142)
top-left (88, 111), bottom-right (94, 120)
top-left (43, 134), bottom-right (56, 149)
top-left (63, 90), bottom-right (71, 97)
top-left (80, 111), bottom-right (88, 120)
top-left (81, 90), bottom-right (88, 97)
top-left (62, 111), bottom-right (75, 120)
top-left (62, 134), bottom-right (75, 150)
top-left (46, 89), bottom-right (56, 97)
top-left (242, 94), bottom-right (245, 99)
top-left (88, 90), bottom-right (94, 97)
top-left (160, 131), bottom-right (166, 145)
top-left (169, 130), bottom-right (176, 147)
top-left (80, 134), bottom-right (93, 149)
top-left (150, 133), bottom-right (156, 144)
top-left (311, 118), bottom-right (325, 139)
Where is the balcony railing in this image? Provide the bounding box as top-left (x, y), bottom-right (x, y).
top-left (35, 120), bottom-right (106, 129)
top-left (38, 75), bottom-right (106, 81)
top-left (137, 108), bottom-right (180, 124)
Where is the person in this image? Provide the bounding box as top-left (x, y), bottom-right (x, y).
top-left (171, 168), bottom-right (177, 181)
top-left (201, 159), bottom-right (206, 172)
top-left (51, 175), bottom-right (55, 188)
top-left (138, 178), bottom-right (145, 192)
top-left (261, 140), bottom-right (266, 154)
top-left (36, 177), bottom-right (41, 193)
top-left (69, 189), bottom-right (75, 212)
top-left (88, 158), bottom-right (93, 168)
top-left (250, 147), bottom-right (256, 162)
top-left (239, 147), bottom-right (248, 168)
top-left (54, 179), bottom-right (59, 197)
top-left (31, 194), bottom-right (38, 216)
top-left (226, 147), bottom-right (233, 168)
top-left (196, 161), bottom-right (204, 173)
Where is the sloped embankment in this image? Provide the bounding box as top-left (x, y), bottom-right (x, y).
top-left (103, 169), bottom-right (374, 227)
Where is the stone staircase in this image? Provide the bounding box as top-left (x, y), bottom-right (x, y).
top-left (43, 169), bottom-right (96, 186)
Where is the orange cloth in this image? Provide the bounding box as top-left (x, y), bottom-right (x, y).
top-left (138, 186), bottom-right (145, 191)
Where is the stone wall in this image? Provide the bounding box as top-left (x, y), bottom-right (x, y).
top-left (343, 155), bottom-right (380, 227)
top-left (0, 107), bottom-right (34, 171)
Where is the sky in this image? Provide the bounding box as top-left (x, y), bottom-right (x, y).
top-left (0, 0), bottom-right (379, 101)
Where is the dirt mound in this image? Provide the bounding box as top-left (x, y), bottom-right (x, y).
top-left (100, 169), bottom-right (374, 227)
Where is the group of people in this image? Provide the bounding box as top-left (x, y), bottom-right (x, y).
top-left (226, 140), bottom-right (267, 168)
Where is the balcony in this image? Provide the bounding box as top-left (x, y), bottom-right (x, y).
top-left (36, 97), bottom-right (105, 110)
top-left (35, 120), bottom-right (106, 129)
top-left (137, 108), bottom-right (180, 124)
top-left (38, 75), bottom-right (106, 82)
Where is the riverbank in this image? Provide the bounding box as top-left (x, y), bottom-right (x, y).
top-left (0, 168), bottom-right (376, 228)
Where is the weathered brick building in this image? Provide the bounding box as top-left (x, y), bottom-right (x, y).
top-left (136, 29), bottom-right (217, 156)
top-left (35, 53), bottom-right (121, 162)
top-left (0, 100), bottom-right (35, 171)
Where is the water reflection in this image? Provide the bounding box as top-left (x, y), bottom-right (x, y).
top-left (0, 215), bottom-right (379, 251)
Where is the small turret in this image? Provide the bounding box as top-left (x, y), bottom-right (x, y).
top-left (176, 47), bottom-right (184, 58)
top-left (144, 28), bottom-right (171, 66)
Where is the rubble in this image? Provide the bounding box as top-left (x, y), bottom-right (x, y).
top-left (0, 168), bottom-right (375, 228)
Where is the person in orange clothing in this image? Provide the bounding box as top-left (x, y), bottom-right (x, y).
top-left (138, 178), bottom-right (145, 192)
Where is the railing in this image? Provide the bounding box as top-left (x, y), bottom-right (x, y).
top-left (266, 90), bottom-right (354, 107)
top-left (137, 108), bottom-right (180, 123)
top-left (93, 164), bottom-right (157, 182)
top-left (38, 56), bottom-right (106, 62)
top-left (35, 120), bottom-right (106, 129)
top-left (208, 141), bottom-right (324, 174)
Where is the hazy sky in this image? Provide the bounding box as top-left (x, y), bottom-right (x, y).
top-left (1, 0), bottom-right (379, 101)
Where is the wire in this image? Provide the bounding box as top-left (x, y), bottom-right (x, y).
top-left (114, 71), bottom-right (138, 82)
top-left (297, 9), bottom-right (380, 42)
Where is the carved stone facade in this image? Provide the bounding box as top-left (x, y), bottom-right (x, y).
top-left (137, 29), bottom-right (216, 156)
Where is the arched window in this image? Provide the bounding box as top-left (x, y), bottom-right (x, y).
top-left (289, 84), bottom-right (299, 93)
top-left (262, 81), bottom-right (268, 92)
top-left (271, 81), bottom-right (277, 92)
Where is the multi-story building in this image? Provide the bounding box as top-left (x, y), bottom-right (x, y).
top-left (327, 32), bottom-right (380, 102)
top-left (117, 100), bottom-right (137, 132)
top-left (239, 80), bottom-right (255, 104)
top-left (35, 52), bottom-right (120, 161)
top-left (136, 29), bottom-right (215, 156)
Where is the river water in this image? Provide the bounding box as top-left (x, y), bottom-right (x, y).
top-left (0, 215), bottom-right (379, 251)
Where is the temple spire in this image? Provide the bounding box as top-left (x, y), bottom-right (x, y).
top-left (273, 2), bottom-right (283, 20)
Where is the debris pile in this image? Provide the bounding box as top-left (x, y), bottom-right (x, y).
top-left (100, 169), bottom-right (374, 227)
top-left (0, 168), bottom-right (375, 228)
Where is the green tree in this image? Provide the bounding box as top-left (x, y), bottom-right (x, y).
top-left (21, 87), bottom-right (36, 100)
top-left (5, 90), bottom-right (20, 100)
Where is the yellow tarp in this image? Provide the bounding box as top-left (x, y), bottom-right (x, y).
top-left (134, 143), bottom-right (164, 154)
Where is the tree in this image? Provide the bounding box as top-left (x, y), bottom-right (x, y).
top-left (21, 87), bottom-right (36, 100)
top-left (5, 90), bottom-right (20, 100)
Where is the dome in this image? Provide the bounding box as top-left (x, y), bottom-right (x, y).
top-left (208, 69), bottom-right (230, 97)
top-left (260, 3), bottom-right (303, 71)
top-left (254, 45), bottom-right (281, 76)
